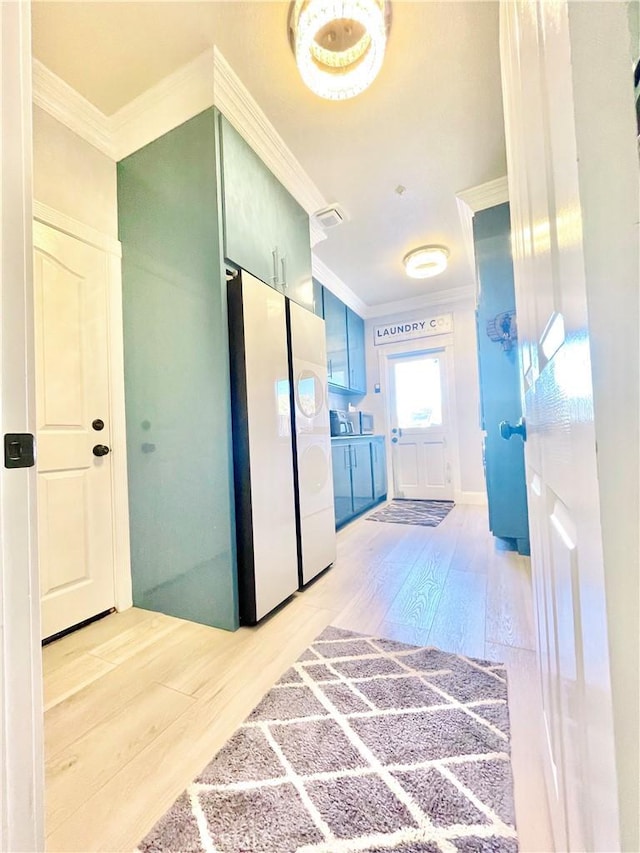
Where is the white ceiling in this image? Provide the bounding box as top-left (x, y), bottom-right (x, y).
top-left (31, 1), bottom-right (506, 308)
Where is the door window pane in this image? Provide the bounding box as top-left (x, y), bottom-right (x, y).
top-left (394, 357), bottom-right (443, 428)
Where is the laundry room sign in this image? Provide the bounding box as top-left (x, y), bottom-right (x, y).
top-left (373, 313), bottom-right (453, 346)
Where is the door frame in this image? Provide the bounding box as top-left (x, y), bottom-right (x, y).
top-left (378, 335), bottom-right (462, 503)
top-left (33, 202), bottom-right (133, 618)
top-left (1, 3), bottom-right (45, 848)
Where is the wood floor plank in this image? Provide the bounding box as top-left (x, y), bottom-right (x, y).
top-left (89, 611), bottom-right (181, 665)
top-left (383, 522), bottom-right (460, 631)
top-left (449, 505), bottom-right (491, 574)
top-left (45, 620), bottom-right (216, 756)
top-left (331, 561), bottom-right (407, 635)
top-left (486, 641), bottom-right (553, 853)
top-left (374, 620), bottom-right (430, 647)
top-left (486, 545), bottom-right (536, 650)
top-left (42, 607), bottom-right (156, 674)
top-left (43, 653), bottom-right (116, 711)
top-left (46, 603), bottom-right (335, 852)
top-left (45, 681), bottom-right (194, 834)
top-left (428, 569), bottom-right (487, 659)
top-left (44, 506), bottom-right (551, 853)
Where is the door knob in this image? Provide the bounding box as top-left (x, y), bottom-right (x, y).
top-left (499, 419), bottom-right (527, 442)
top-left (93, 444), bottom-right (110, 457)
top-left (391, 437), bottom-right (398, 443)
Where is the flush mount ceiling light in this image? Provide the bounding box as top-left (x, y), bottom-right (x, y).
top-left (403, 245), bottom-right (450, 279)
top-left (289, 0), bottom-right (390, 101)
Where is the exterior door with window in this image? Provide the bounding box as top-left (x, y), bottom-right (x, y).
top-left (389, 351), bottom-right (453, 501)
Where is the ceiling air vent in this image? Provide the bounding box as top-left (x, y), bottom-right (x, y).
top-left (313, 204), bottom-right (347, 230)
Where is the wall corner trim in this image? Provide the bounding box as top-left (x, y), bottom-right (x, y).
top-left (456, 176), bottom-right (509, 213)
top-left (312, 255), bottom-right (369, 317)
top-left (32, 49), bottom-right (360, 312)
top-left (32, 59), bottom-right (115, 158)
top-left (212, 47), bottom-right (327, 219)
top-left (364, 285), bottom-right (476, 320)
top-left (454, 176), bottom-right (509, 288)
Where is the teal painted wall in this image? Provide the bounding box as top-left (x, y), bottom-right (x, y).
top-left (117, 108), bottom-right (239, 630)
top-left (474, 203), bottom-right (529, 551)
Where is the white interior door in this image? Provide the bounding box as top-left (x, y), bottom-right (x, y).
top-left (388, 350), bottom-right (453, 501)
top-left (501, 2), bottom-right (638, 850)
top-left (34, 221), bottom-right (116, 639)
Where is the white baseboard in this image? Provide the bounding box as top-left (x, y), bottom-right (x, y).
top-left (456, 490), bottom-right (488, 506)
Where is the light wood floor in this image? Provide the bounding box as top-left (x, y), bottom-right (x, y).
top-left (43, 504), bottom-right (553, 852)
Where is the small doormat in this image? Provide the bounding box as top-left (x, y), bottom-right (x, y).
top-left (139, 626), bottom-right (517, 853)
top-left (367, 499), bottom-right (455, 527)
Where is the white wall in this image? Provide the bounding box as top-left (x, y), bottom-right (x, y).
top-left (360, 298), bottom-right (486, 501)
top-left (33, 106), bottom-right (117, 236)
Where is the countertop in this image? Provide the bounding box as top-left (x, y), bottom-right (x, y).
top-left (330, 434), bottom-right (385, 441)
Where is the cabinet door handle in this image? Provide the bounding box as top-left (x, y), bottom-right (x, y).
top-left (328, 358), bottom-right (333, 377)
top-left (350, 368), bottom-right (354, 387)
top-left (343, 447), bottom-right (349, 469)
top-left (271, 248), bottom-right (278, 286)
top-left (352, 446), bottom-right (357, 468)
top-left (373, 443), bottom-right (377, 463)
top-left (281, 255), bottom-right (287, 290)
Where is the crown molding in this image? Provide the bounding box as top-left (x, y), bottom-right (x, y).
top-left (111, 49), bottom-right (216, 161)
top-left (364, 285), bottom-right (476, 320)
top-left (312, 256), bottom-right (369, 317)
top-left (32, 60), bottom-right (114, 158)
top-left (212, 48), bottom-right (327, 219)
top-left (454, 176), bottom-right (508, 287)
top-left (456, 176), bottom-right (509, 212)
top-left (33, 48), bottom-right (332, 233)
top-left (309, 219), bottom-right (327, 247)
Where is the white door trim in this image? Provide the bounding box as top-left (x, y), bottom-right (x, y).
top-left (1, 2), bottom-right (45, 848)
top-left (34, 206), bottom-right (133, 616)
top-left (378, 335), bottom-right (462, 503)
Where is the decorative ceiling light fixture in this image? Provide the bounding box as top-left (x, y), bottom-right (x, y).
top-left (403, 245), bottom-right (450, 279)
top-left (289, 0), bottom-right (391, 101)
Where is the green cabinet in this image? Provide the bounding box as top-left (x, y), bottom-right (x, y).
top-left (322, 286), bottom-right (367, 393)
top-left (350, 441), bottom-right (374, 515)
top-left (323, 287), bottom-right (349, 388)
top-left (371, 437), bottom-right (387, 500)
top-left (330, 437), bottom-right (386, 528)
top-left (346, 307), bottom-right (366, 393)
top-left (218, 114), bottom-right (313, 311)
top-left (117, 108), bottom-right (239, 631)
top-left (331, 443), bottom-right (354, 527)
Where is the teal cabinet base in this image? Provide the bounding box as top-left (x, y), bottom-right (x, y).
top-left (335, 493), bottom-right (386, 531)
top-left (331, 436), bottom-right (386, 530)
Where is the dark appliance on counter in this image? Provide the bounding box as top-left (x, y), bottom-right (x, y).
top-left (347, 410), bottom-right (374, 435)
top-left (329, 410), bottom-right (353, 437)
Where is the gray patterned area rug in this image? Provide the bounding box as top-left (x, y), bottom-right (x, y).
top-left (367, 500), bottom-right (455, 527)
top-left (139, 627), bottom-right (517, 853)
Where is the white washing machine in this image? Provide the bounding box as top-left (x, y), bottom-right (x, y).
top-left (288, 300), bottom-right (336, 586)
